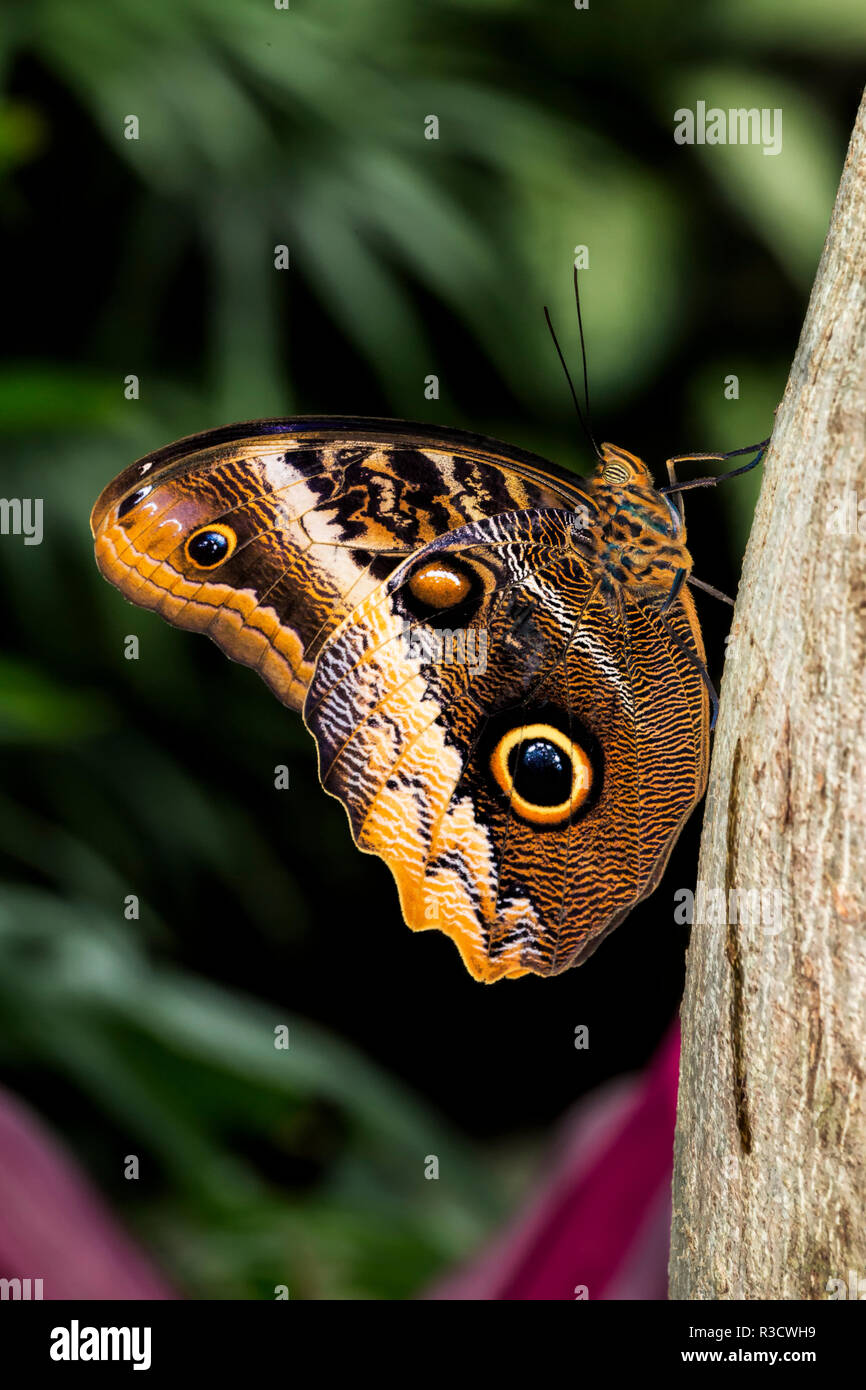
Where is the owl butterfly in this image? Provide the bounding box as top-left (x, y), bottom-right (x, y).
top-left (91, 409), bottom-right (767, 982)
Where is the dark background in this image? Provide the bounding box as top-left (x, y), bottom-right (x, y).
top-left (1, 0), bottom-right (863, 1297)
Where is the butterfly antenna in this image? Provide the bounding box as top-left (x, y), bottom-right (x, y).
top-left (543, 304), bottom-right (602, 462)
top-left (572, 265), bottom-right (602, 458)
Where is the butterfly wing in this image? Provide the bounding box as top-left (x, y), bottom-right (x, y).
top-left (92, 418), bottom-right (707, 980)
top-left (304, 509), bottom-right (709, 981)
top-left (91, 418), bottom-right (591, 712)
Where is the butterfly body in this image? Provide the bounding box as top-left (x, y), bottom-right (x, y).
top-left (92, 417), bottom-right (710, 982)
top-left (576, 444), bottom-right (695, 602)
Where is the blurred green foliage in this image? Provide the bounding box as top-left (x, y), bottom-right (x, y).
top-left (1, 0), bottom-right (864, 1297)
top-left (0, 887), bottom-right (499, 1297)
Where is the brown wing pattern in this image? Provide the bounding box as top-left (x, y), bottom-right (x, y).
top-left (304, 510), bottom-right (708, 981)
top-left (91, 418), bottom-right (708, 982)
top-left (90, 418), bottom-right (587, 712)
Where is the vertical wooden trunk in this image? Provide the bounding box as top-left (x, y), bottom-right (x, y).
top-left (670, 92), bottom-right (866, 1300)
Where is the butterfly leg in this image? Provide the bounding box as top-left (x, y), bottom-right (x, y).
top-left (664, 441), bottom-right (770, 608)
top-left (662, 450), bottom-right (741, 521)
top-left (661, 565), bottom-right (733, 614)
top-left (659, 565), bottom-right (687, 614)
top-left (686, 574), bottom-right (735, 606)
top-left (660, 438), bottom-right (771, 498)
top-left (662, 452), bottom-right (728, 520)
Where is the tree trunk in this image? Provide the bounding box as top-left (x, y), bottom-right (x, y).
top-left (669, 90), bottom-right (866, 1301)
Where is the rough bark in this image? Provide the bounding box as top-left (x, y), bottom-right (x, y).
top-left (670, 90), bottom-right (866, 1300)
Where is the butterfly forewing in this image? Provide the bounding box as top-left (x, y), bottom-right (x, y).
top-left (91, 419), bottom-right (586, 713)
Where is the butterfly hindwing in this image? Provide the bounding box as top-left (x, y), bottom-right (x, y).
top-left (303, 510), bottom-right (708, 980)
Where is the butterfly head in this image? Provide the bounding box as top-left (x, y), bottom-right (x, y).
top-left (578, 442), bottom-right (695, 600)
top-left (594, 442), bottom-right (654, 488)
